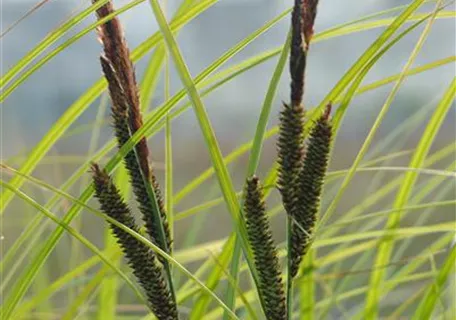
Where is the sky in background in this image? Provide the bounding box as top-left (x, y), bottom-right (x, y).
top-left (2, 0), bottom-right (455, 159)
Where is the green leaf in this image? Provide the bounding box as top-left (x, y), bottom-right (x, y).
top-left (0, 181), bottom-right (146, 320)
top-left (146, 0), bottom-right (266, 316)
top-left (318, 0), bottom-right (434, 231)
top-left (0, 5), bottom-right (289, 315)
top-left (366, 76), bottom-right (456, 318)
top-left (1, 0), bottom-right (111, 88)
top-left (412, 245), bottom-right (456, 319)
top-left (0, 0), bottom-right (219, 213)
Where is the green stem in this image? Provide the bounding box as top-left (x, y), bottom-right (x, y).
top-left (287, 215), bottom-right (294, 320)
top-left (301, 251), bottom-right (314, 320)
top-left (223, 237), bottom-right (242, 320)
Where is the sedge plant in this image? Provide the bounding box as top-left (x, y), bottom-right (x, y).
top-left (1, 0), bottom-right (454, 319)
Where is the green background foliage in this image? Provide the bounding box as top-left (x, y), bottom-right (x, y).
top-left (1, 0), bottom-right (454, 319)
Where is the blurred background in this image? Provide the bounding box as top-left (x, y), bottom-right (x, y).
top-left (3, 0), bottom-right (455, 156)
top-left (2, 0), bottom-right (455, 318)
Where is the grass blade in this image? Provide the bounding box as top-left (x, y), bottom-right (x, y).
top-left (0, 0), bottom-right (219, 218)
top-left (146, 0), bottom-right (269, 316)
top-left (318, 0), bottom-right (434, 254)
top-left (365, 76), bottom-right (455, 318)
top-left (1, 0), bottom-right (111, 88)
top-left (412, 245), bottom-right (456, 319)
top-left (0, 181), bottom-right (146, 320)
top-left (0, 6), bottom-right (289, 314)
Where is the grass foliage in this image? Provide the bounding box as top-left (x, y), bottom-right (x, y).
top-left (1, 0), bottom-right (455, 319)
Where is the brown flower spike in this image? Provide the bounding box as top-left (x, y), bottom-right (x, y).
top-left (289, 0), bottom-right (319, 106)
top-left (290, 104), bottom-right (332, 278)
top-left (277, 102), bottom-right (305, 221)
top-left (278, 0), bottom-right (330, 278)
top-left (290, 0), bottom-right (306, 107)
top-left (301, 0), bottom-right (320, 49)
top-left (279, 0), bottom-right (311, 237)
top-left (93, 0), bottom-right (172, 258)
top-left (91, 164), bottom-right (178, 319)
top-left (244, 176), bottom-right (287, 320)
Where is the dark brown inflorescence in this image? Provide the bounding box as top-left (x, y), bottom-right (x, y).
top-left (289, 0), bottom-right (319, 106)
top-left (93, 0), bottom-right (172, 258)
top-left (301, 0), bottom-right (320, 49)
top-left (290, 0), bottom-right (306, 107)
top-left (277, 102), bottom-right (305, 220)
top-left (279, 0), bottom-right (331, 278)
top-left (289, 104), bottom-right (332, 278)
top-left (244, 176), bottom-right (287, 320)
top-left (279, 0), bottom-right (311, 220)
top-left (91, 164), bottom-right (178, 319)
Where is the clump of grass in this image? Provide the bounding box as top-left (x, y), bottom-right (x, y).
top-left (91, 164), bottom-right (178, 319)
top-left (91, 0), bottom-right (332, 318)
top-left (2, 0), bottom-right (453, 318)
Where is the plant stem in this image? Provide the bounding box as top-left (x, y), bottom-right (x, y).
top-left (287, 215), bottom-right (294, 320)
